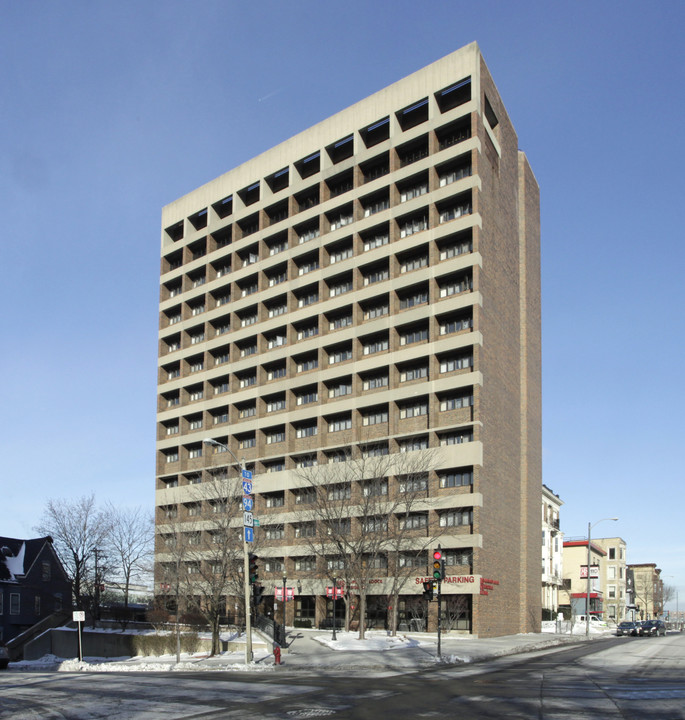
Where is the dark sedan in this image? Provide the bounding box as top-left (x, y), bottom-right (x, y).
top-left (616, 621), bottom-right (640, 636)
top-left (640, 619), bottom-right (667, 637)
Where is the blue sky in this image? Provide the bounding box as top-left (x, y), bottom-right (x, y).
top-left (1, 1), bottom-right (683, 609)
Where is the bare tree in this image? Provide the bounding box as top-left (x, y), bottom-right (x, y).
top-left (295, 444), bottom-right (440, 639)
top-left (35, 494), bottom-right (112, 609)
top-left (156, 515), bottom-right (192, 663)
top-left (183, 469), bottom-right (248, 655)
top-left (104, 504), bottom-right (154, 621)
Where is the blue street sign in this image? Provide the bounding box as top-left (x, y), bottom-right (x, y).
top-left (242, 497), bottom-right (253, 512)
top-left (242, 469), bottom-right (253, 480)
top-left (244, 527), bottom-right (254, 543)
top-left (242, 481), bottom-right (253, 495)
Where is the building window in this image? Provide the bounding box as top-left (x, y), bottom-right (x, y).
top-left (439, 237), bottom-right (473, 260)
top-left (400, 514), bottom-right (428, 530)
top-left (239, 435), bottom-right (256, 449)
top-left (188, 446), bottom-right (202, 459)
top-left (362, 374), bottom-right (388, 391)
top-left (267, 364), bottom-right (286, 381)
top-left (297, 357), bottom-right (318, 373)
top-left (265, 494), bottom-right (285, 508)
top-left (363, 337), bottom-right (388, 355)
top-left (165, 451), bottom-right (179, 463)
top-left (329, 348), bottom-right (352, 365)
top-left (440, 355), bottom-right (473, 373)
top-left (399, 289), bottom-right (428, 309)
top-left (295, 523), bottom-right (316, 538)
top-left (399, 401), bottom-right (428, 419)
top-left (399, 436), bottom-right (428, 452)
top-left (363, 301), bottom-right (389, 320)
top-left (399, 215), bottom-right (428, 238)
top-left (440, 393), bottom-right (473, 411)
top-left (264, 526), bottom-right (285, 540)
top-left (439, 315), bottom-right (472, 335)
top-left (239, 374), bottom-right (257, 388)
top-left (439, 509), bottom-right (473, 527)
top-left (400, 364), bottom-right (428, 383)
top-left (296, 423), bottom-right (318, 439)
top-left (398, 553), bottom-right (425, 568)
top-left (267, 397), bottom-right (286, 413)
top-left (189, 388), bottom-right (204, 402)
top-left (439, 275), bottom-right (472, 298)
top-left (297, 323), bottom-right (319, 341)
top-left (362, 409), bottom-right (388, 426)
top-left (363, 267), bottom-right (389, 286)
top-left (439, 469), bottom-right (473, 488)
top-left (440, 430), bottom-right (473, 445)
top-left (362, 233), bottom-right (389, 252)
top-left (10, 593), bottom-right (20, 615)
top-left (296, 390), bottom-right (318, 406)
top-left (296, 557), bottom-right (317, 572)
top-left (399, 475), bottom-right (428, 493)
top-left (266, 430), bottom-right (285, 445)
top-left (189, 417), bottom-right (203, 430)
top-left (328, 381), bottom-right (351, 398)
top-left (329, 312), bottom-right (353, 330)
top-left (328, 415), bottom-right (352, 433)
top-left (400, 327), bottom-right (428, 345)
top-left (41, 562), bottom-right (51, 582)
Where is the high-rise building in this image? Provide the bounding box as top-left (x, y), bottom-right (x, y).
top-left (155, 42), bottom-right (541, 637)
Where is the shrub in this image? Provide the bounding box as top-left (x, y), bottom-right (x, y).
top-left (293, 619), bottom-right (312, 629)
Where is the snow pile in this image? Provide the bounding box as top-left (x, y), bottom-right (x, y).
top-left (315, 631), bottom-right (422, 652)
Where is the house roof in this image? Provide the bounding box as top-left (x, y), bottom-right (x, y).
top-left (0, 535), bottom-right (58, 582)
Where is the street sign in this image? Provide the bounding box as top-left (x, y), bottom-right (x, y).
top-left (242, 496), bottom-right (253, 512)
top-left (243, 512), bottom-right (254, 527)
top-left (242, 481), bottom-right (253, 495)
top-left (242, 469), bottom-right (253, 480)
top-left (244, 527), bottom-right (254, 543)
top-left (73, 611), bottom-right (85, 622)
top-left (253, 518), bottom-right (260, 527)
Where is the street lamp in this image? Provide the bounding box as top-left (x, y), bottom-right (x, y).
top-left (586, 517), bottom-right (618, 636)
top-left (281, 570), bottom-right (287, 648)
top-left (203, 437), bottom-right (253, 663)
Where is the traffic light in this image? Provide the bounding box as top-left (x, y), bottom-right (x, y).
top-left (253, 583), bottom-right (264, 606)
top-left (432, 549), bottom-right (445, 581)
top-left (422, 580), bottom-right (435, 600)
top-left (248, 553), bottom-right (259, 584)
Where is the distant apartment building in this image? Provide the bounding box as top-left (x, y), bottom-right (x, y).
top-left (593, 537), bottom-right (627, 622)
top-left (541, 485), bottom-right (563, 619)
top-left (560, 540), bottom-right (607, 620)
top-left (627, 563), bottom-right (663, 620)
top-left (154, 42), bottom-right (542, 637)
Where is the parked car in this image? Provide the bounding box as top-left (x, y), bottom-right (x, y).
top-left (0, 644), bottom-right (9, 670)
top-left (639, 619), bottom-right (667, 637)
top-left (616, 621), bottom-right (640, 636)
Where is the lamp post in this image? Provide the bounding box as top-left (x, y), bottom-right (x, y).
top-left (281, 570), bottom-right (287, 648)
top-left (331, 577), bottom-right (338, 642)
top-left (586, 517), bottom-right (618, 636)
top-left (203, 438), bottom-right (253, 663)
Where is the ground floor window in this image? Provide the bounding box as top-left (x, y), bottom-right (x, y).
top-left (442, 595), bottom-right (471, 631)
top-left (397, 596), bottom-right (427, 632)
top-left (295, 596), bottom-right (315, 621)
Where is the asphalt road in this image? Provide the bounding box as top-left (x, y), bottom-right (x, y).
top-left (1, 634), bottom-right (684, 719)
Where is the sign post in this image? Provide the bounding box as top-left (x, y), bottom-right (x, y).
top-left (73, 611), bottom-right (85, 661)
